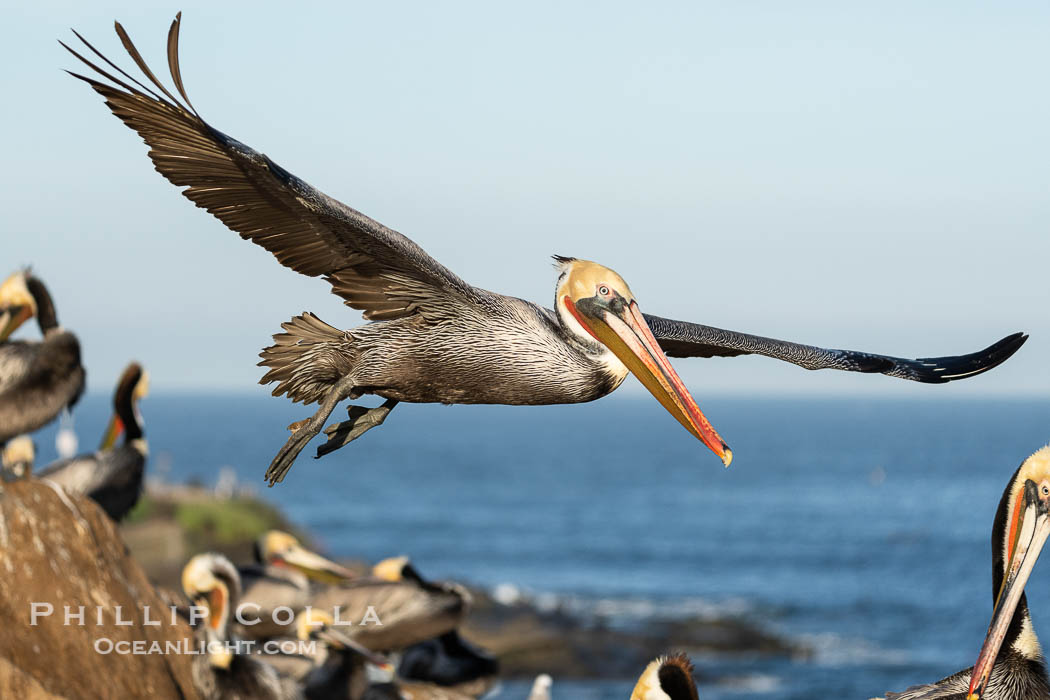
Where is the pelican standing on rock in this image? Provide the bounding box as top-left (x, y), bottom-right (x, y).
top-left (238, 530), bottom-right (356, 640)
top-left (373, 557), bottom-right (497, 693)
top-left (65, 16), bottom-right (1027, 485)
top-left (0, 270), bottom-right (84, 444)
top-left (872, 446), bottom-right (1050, 700)
top-left (292, 609), bottom-right (391, 700)
top-left (631, 654), bottom-right (700, 700)
top-left (183, 553), bottom-right (304, 700)
top-left (38, 362), bottom-right (148, 521)
top-left (309, 557), bottom-right (469, 653)
top-left (1, 436), bottom-right (34, 482)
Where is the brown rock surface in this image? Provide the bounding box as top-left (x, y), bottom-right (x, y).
top-left (0, 479), bottom-right (198, 699)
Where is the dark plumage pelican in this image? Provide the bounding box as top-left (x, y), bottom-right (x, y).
top-left (373, 557), bottom-right (497, 693)
top-left (182, 553), bottom-right (303, 700)
top-left (64, 16), bottom-right (1027, 484)
top-left (293, 609), bottom-right (391, 700)
top-left (631, 654), bottom-right (700, 700)
top-left (872, 446), bottom-right (1050, 700)
top-left (38, 362), bottom-right (148, 521)
top-left (238, 530), bottom-right (355, 640)
top-left (0, 270), bottom-right (84, 444)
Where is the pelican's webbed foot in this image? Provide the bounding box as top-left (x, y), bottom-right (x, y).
top-left (265, 375), bottom-right (358, 487)
top-left (316, 399), bottom-right (399, 459)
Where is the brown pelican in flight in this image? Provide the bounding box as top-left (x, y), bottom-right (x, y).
top-left (38, 362), bottom-right (148, 521)
top-left (182, 553), bottom-right (304, 700)
top-left (631, 654), bottom-right (700, 700)
top-left (872, 446), bottom-right (1050, 700)
top-left (64, 16), bottom-right (1027, 485)
top-left (0, 270), bottom-right (84, 444)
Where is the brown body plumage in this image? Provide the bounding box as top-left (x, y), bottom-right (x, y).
top-left (236, 531), bottom-right (355, 641)
top-left (38, 362), bottom-right (148, 521)
top-left (183, 554), bottom-right (303, 700)
top-left (261, 305), bottom-right (619, 407)
top-left (0, 272), bottom-right (84, 444)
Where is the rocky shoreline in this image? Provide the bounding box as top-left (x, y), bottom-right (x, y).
top-left (120, 484), bottom-right (809, 681)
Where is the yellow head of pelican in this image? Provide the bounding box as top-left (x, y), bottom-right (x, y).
top-left (0, 270), bottom-right (36, 342)
top-left (1, 436), bottom-right (35, 480)
top-left (631, 654), bottom-right (699, 700)
top-left (181, 553), bottom-right (240, 670)
top-left (372, 555), bottom-right (419, 583)
top-left (255, 530), bottom-right (355, 584)
top-left (554, 257), bottom-right (731, 466)
top-left (968, 445), bottom-right (1050, 700)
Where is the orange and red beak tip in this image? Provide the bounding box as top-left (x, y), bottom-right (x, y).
top-left (720, 445), bottom-right (733, 468)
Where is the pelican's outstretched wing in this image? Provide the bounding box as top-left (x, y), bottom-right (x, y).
top-left (643, 314), bottom-right (1026, 384)
top-left (64, 14), bottom-right (490, 322)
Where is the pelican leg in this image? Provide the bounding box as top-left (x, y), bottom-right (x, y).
top-left (316, 398), bottom-right (399, 459)
top-left (265, 375), bottom-right (358, 486)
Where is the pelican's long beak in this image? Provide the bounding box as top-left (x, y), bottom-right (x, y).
top-left (318, 626), bottom-right (391, 669)
top-left (100, 414), bottom-right (124, 450)
top-left (570, 295), bottom-right (732, 466)
top-left (280, 545), bottom-right (355, 584)
top-left (968, 482), bottom-right (1050, 700)
top-left (0, 305), bottom-right (32, 342)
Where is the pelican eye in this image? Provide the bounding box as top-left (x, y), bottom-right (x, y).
top-left (598, 285), bottom-right (610, 296)
top-left (1042, 484), bottom-right (1049, 497)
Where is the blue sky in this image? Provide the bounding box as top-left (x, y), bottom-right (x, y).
top-left (2, 1), bottom-right (1047, 397)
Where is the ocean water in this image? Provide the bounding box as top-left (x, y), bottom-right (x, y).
top-left (33, 393), bottom-right (1050, 699)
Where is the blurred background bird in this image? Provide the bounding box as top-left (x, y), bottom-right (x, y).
top-left (37, 362), bottom-right (148, 521)
top-left (0, 270), bottom-right (84, 444)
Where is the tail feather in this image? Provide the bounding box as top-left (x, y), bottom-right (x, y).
top-left (258, 313), bottom-right (353, 404)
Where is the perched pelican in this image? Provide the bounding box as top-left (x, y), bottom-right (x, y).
top-left (293, 609), bottom-right (391, 700)
top-left (65, 16), bottom-right (1027, 485)
top-left (238, 530), bottom-right (355, 640)
top-left (374, 557), bottom-right (497, 692)
top-left (631, 654), bottom-right (700, 700)
top-left (182, 553), bottom-right (303, 700)
top-left (309, 557), bottom-right (468, 652)
top-left (1, 436), bottom-right (34, 482)
top-left (0, 270), bottom-right (84, 444)
top-left (872, 446), bottom-right (1050, 700)
top-left (38, 362), bottom-right (148, 521)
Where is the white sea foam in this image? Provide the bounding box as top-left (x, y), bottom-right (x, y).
top-left (487, 585), bottom-right (761, 625)
top-left (801, 632), bottom-right (911, 667)
top-left (714, 673), bottom-right (782, 693)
